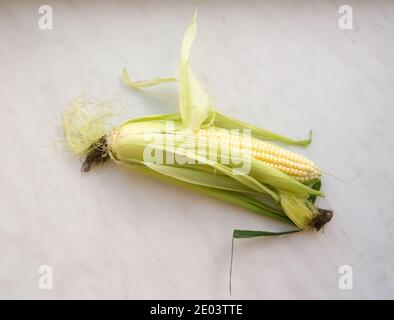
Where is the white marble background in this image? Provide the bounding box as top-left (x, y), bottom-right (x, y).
top-left (0, 0), bottom-right (393, 299)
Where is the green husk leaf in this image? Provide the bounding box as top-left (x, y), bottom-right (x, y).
top-left (122, 68), bottom-right (177, 88)
top-left (179, 11), bottom-right (213, 130)
top-left (308, 180), bottom-right (322, 204)
top-left (121, 113), bottom-right (180, 126)
top-left (195, 187), bottom-right (291, 224)
top-left (279, 191), bottom-right (317, 230)
top-left (144, 162), bottom-right (259, 194)
top-left (213, 111), bottom-right (312, 146)
top-left (113, 159), bottom-right (291, 224)
top-left (250, 158), bottom-right (323, 196)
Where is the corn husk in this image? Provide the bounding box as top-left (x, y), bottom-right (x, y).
top-left (62, 12), bottom-right (332, 233)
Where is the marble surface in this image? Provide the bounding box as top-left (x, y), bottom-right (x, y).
top-left (1, 0), bottom-right (393, 299)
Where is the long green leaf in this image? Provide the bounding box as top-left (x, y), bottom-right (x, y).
top-left (229, 228), bottom-right (299, 294)
top-left (213, 111), bottom-right (312, 146)
top-left (233, 229), bottom-right (299, 238)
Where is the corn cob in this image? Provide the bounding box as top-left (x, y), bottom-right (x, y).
top-left (62, 12), bottom-right (333, 231)
top-left (196, 128), bottom-right (321, 183)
